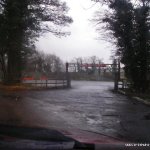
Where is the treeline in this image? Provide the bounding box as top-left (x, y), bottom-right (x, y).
top-left (93, 0), bottom-right (150, 93)
top-left (23, 50), bottom-right (65, 79)
top-left (71, 56), bottom-right (103, 73)
top-left (70, 56), bottom-right (113, 81)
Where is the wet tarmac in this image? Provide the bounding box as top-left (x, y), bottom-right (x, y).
top-left (0, 81), bottom-right (150, 142)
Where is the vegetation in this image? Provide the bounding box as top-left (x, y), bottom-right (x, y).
top-left (71, 56), bottom-right (103, 74)
top-left (69, 56), bottom-right (114, 81)
top-left (93, 0), bottom-right (150, 93)
top-left (23, 50), bottom-right (65, 78)
top-left (0, 0), bottom-right (72, 84)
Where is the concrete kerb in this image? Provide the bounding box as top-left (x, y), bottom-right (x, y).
top-left (118, 89), bottom-right (150, 106)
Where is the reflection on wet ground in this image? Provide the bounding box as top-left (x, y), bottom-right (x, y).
top-left (0, 81), bottom-right (150, 142)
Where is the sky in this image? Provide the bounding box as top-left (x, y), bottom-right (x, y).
top-left (36, 0), bottom-right (114, 63)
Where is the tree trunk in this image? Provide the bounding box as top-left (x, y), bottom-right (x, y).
top-left (0, 54), bottom-right (7, 82)
top-left (4, 50), bottom-right (22, 85)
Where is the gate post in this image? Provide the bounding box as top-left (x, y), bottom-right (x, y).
top-left (66, 62), bottom-right (71, 88)
top-left (113, 59), bottom-right (118, 91)
top-left (118, 59), bottom-right (121, 81)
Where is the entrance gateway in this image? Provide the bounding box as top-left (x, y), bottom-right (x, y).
top-left (66, 59), bottom-right (122, 90)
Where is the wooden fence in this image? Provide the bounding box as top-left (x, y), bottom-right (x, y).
top-left (22, 79), bottom-right (68, 88)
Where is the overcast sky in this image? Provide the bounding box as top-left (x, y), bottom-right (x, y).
top-left (36, 0), bottom-right (114, 63)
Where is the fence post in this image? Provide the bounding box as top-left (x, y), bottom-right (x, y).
top-left (35, 78), bottom-right (37, 87)
top-left (118, 59), bottom-right (121, 81)
top-left (46, 80), bottom-right (48, 88)
top-left (55, 79), bottom-right (57, 88)
top-left (66, 62), bottom-right (71, 88)
top-left (122, 80), bottom-right (124, 89)
top-left (63, 79), bottom-right (65, 88)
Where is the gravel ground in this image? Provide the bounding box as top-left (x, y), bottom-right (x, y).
top-left (0, 81), bottom-right (150, 142)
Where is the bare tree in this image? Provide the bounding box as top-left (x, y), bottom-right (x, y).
top-left (23, 50), bottom-right (65, 78)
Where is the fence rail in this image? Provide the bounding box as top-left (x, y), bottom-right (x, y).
top-left (22, 79), bottom-right (68, 88)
